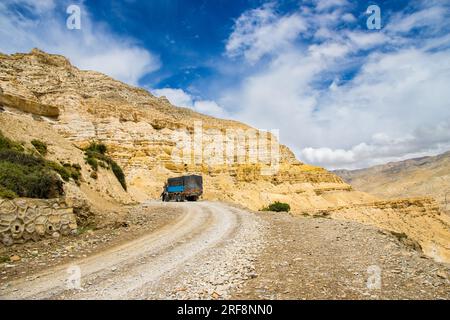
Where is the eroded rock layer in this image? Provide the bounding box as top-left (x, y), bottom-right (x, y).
top-left (0, 49), bottom-right (449, 262)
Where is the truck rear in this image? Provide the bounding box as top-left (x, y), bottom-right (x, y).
top-left (162, 175), bottom-right (203, 202)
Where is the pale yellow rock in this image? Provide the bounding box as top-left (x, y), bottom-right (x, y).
top-left (0, 49), bottom-right (449, 262)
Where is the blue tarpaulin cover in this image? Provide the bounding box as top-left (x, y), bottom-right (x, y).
top-left (167, 185), bottom-right (185, 193)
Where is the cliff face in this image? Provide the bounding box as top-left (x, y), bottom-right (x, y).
top-left (0, 49), bottom-right (366, 211)
top-left (0, 49), bottom-right (449, 262)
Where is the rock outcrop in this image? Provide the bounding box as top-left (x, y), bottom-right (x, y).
top-left (0, 92), bottom-right (59, 117)
top-left (0, 49), bottom-right (370, 211)
top-left (0, 49), bottom-right (449, 262)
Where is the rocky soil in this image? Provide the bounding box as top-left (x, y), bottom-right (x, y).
top-left (233, 211), bottom-right (450, 300)
top-left (0, 202), bottom-right (183, 289)
top-left (0, 202), bottom-right (264, 299)
top-left (1, 49), bottom-right (449, 264)
top-left (1, 202), bottom-right (449, 300)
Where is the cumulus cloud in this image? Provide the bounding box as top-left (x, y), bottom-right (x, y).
top-left (314, 0), bottom-right (349, 12)
top-left (0, 0), bottom-right (160, 85)
top-left (387, 2), bottom-right (450, 34)
top-left (152, 88), bottom-right (229, 119)
top-left (220, 1), bottom-right (450, 169)
top-left (225, 3), bottom-right (307, 63)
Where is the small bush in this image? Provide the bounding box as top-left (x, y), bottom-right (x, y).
top-left (0, 161), bottom-right (63, 198)
top-left (85, 156), bottom-right (99, 171)
top-left (31, 139), bottom-right (48, 156)
top-left (262, 201), bottom-right (291, 212)
top-left (0, 131), bottom-right (24, 152)
top-left (110, 160), bottom-right (127, 191)
top-left (0, 131), bottom-right (69, 199)
top-left (47, 161), bottom-right (71, 181)
top-left (61, 163), bottom-right (82, 183)
top-left (0, 185), bottom-right (17, 199)
top-left (85, 142), bottom-right (107, 155)
top-left (83, 142), bottom-right (127, 191)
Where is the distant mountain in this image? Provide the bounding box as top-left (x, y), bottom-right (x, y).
top-left (334, 151), bottom-right (450, 212)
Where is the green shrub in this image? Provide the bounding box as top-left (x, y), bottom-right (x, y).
top-left (0, 185), bottom-right (17, 199)
top-left (0, 149), bottom-right (44, 167)
top-left (83, 142), bottom-right (127, 191)
top-left (85, 156), bottom-right (98, 171)
top-left (31, 139), bottom-right (48, 156)
top-left (0, 131), bottom-right (24, 152)
top-left (262, 201), bottom-right (291, 212)
top-left (0, 131), bottom-right (72, 199)
top-left (47, 161), bottom-right (71, 181)
top-left (0, 161), bottom-right (63, 198)
top-left (110, 159), bottom-right (127, 191)
top-left (85, 142), bottom-right (107, 155)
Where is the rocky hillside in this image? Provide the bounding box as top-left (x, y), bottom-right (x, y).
top-left (0, 49), bottom-right (373, 212)
top-left (0, 49), bottom-right (449, 263)
top-left (334, 151), bottom-right (450, 213)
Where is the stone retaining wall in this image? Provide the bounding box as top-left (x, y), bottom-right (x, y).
top-left (0, 198), bottom-right (77, 246)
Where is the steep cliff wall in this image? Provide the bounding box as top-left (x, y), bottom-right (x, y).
top-left (0, 49), bottom-right (448, 262)
top-left (0, 49), bottom-right (369, 212)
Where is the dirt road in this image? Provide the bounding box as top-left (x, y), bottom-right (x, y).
top-left (1, 201), bottom-right (449, 300)
top-left (0, 202), bottom-right (264, 300)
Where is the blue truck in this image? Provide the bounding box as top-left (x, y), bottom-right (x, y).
top-left (161, 175), bottom-right (203, 202)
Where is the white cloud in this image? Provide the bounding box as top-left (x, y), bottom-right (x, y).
top-left (387, 4), bottom-right (449, 34)
top-left (152, 88), bottom-right (193, 108)
top-left (225, 3), bottom-right (307, 63)
top-left (152, 88), bottom-right (228, 119)
top-left (342, 13), bottom-right (356, 23)
top-left (315, 0), bottom-right (349, 12)
top-left (219, 2), bottom-right (450, 169)
top-left (0, 0), bottom-right (160, 85)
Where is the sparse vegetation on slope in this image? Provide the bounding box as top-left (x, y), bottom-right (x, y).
top-left (84, 142), bottom-right (127, 191)
top-left (0, 131), bottom-right (81, 198)
top-left (31, 139), bottom-right (48, 156)
top-left (262, 201), bottom-right (291, 212)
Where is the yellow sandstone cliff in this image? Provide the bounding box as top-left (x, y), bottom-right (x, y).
top-left (0, 49), bottom-right (448, 262)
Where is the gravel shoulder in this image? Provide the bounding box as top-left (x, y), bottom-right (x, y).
top-left (0, 202), bottom-right (264, 300)
top-left (232, 212), bottom-right (450, 300)
top-left (1, 202), bottom-right (449, 300)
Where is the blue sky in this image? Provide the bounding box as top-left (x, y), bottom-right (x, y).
top-left (1, 0), bottom-right (450, 169)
